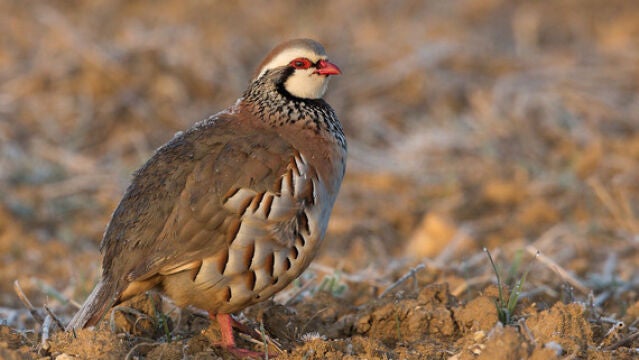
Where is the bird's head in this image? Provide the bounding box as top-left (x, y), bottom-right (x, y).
top-left (253, 39), bottom-right (341, 100)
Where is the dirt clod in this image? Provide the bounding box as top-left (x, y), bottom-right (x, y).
top-left (454, 295), bottom-right (499, 333)
top-left (525, 302), bottom-right (592, 357)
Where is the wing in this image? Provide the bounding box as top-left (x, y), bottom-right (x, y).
top-left (99, 112), bottom-right (301, 288)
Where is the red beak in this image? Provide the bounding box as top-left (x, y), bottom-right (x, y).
top-left (315, 59), bottom-right (341, 76)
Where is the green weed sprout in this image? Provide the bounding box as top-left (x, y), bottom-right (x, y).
top-left (484, 248), bottom-right (529, 325)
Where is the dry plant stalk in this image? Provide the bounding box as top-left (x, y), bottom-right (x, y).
top-left (13, 280), bottom-right (44, 325)
top-left (44, 305), bottom-right (65, 330)
top-left (379, 264), bottom-right (426, 298)
top-left (525, 245), bottom-right (589, 294)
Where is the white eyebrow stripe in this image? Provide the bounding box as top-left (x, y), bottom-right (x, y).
top-left (256, 48), bottom-right (326, 79)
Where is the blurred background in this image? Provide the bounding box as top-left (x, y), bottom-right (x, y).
top-left (1, 0), bottom-right (638, 327)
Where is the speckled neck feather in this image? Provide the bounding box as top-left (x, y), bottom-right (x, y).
top-left (242, 68), bottom-right (346, 151)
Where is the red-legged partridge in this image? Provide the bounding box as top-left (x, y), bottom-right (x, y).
top-left (67, 39), bottom-right (346, 357)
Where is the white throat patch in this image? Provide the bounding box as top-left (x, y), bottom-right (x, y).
top-left (283, 67), bottom-right (330, 99)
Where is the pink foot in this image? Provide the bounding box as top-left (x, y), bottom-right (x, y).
top-left (210, 313), bottom-right (271, 359)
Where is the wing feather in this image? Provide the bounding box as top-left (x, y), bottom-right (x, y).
top-left (100, 113), bottom-right (299, 292)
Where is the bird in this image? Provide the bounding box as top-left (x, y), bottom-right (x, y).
top-left (66, 38), bottom-right (346, 357)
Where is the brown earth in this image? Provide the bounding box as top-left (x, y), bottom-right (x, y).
top-left (1, 0), bottom-right (639, 359)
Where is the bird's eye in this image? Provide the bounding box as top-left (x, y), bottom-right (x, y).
top-left (290, 58), bottom-right (312, 69)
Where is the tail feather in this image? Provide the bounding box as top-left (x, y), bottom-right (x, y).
top-left (66, 280), bottom-right (117, 331)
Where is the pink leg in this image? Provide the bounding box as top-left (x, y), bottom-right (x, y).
top-left (215, 313), bottom-right (237, 348)
top-left (210, 313), bottom-right (266, 359)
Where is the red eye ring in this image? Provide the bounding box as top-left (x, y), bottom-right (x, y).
top-left (290, 57), bottom-right (313, 69)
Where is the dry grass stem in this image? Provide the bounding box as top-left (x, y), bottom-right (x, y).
top-left (379, 264), bottom-right (425, 298)
top-left (13, 280), bottom-right (44, 325)
top-left (124, 342), bottom-right (160, 360)
top-left (525, 245), bottom-right (589, 294)
top-left (43, 305), bottom-right (65, 331)
top-left (39, 315), bottom-right (53, 353)
top-left (603, 331), bottom-right (639, 351)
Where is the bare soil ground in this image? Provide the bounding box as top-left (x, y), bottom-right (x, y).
top-left (1, 0), bottom-right (639, 359)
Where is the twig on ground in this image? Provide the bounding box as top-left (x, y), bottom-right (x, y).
top-left (239, 334), bottom-right (281, 357)
top-left (596, 320), bottom-right (625, 349)
top-left (261, 319), bottom-right (270, 360)
top-left (231, 315), bottom-right (282, 354)
top-left (124, 342), bottom-right (159, 360)
top-left (518, 318), bottom-right (536, 346)
top-left (40, 315), bottom-right (53, 354)
top-left (13, 280), bottom-right (44, 325)
top-left (241, 319), bottom-right (282, 358)
top-left (603, 331), bottom-right (639, 351)
top-left (379, 263), bottom-right (425, 298)
top-left (43, 305), bottom-right (65, 331)
top-left (525, 245), bottom-right (589, 294)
